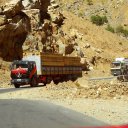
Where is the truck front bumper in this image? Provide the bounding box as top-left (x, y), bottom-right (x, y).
top-left (11, 79), bottom-right (30, 85)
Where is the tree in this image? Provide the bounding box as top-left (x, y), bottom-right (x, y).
top-left (91, 15), bottom-right (108, 26)
top-left (106, 25), bottom-right (115, 33)
top-left (87, 0), bottom-right (93, 5)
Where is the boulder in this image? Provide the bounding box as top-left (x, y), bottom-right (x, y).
top-left (49, 12), bottom-right (64, 26)
top-left (22, 0), bottom-right (40, 9)
top-left (22, 0), bottom-right (31, 8)
top-left (58, 41), bottom-right (65, 55)
top-left (90, 56), bottom-right (97, 65)
top-left (85, 43), bottom-right (90, 48)
top-left (43, 19), bottom-right (51, 30)
top-left (0, 12), bottom-right (30, 61)
top-left (51, 3), bottom-right (59, 9)
top-left (65, 44), bottom-right (74, 54)
top-left (70, 28), bottom-right (83, 39)
top-left (95, 48), bottom-right (102, 53)
top-left (3, 0), bottom-right (24, 18)
top-left (23, 9), bottom-right (40, 30)
top-left (76, 77), bottom-right (89, 88)
top-left (51, 23), bottom-right (58, 34)
top-left (0, 15), bottom-right (7, 26)
top-left (74, 46), bottom-right (84, 57)
top-left (80, 57), bottom-right (89, 70)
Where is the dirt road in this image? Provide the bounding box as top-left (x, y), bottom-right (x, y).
top-left (0, 85), bottom-right (128, 125)
top-left (0, 99), bottom-right (107, 128)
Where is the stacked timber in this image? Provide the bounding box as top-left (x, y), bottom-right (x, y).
top-left (41, 53), bottom-right (81, 66)
top-left (64, 57), bottom-right (81, 66)
top-left (23, 53), bottom-right (83, 75)
top-left (40, 53), bottom-right (82, 75)
top-left (41, 54), bottom-right (64, 66)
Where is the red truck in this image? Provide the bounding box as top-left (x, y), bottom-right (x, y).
top-left (10, 53), bottom-right (83, 88)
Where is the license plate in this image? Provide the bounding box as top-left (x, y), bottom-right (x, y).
top-left (17, 79), bottom-right (21, 82)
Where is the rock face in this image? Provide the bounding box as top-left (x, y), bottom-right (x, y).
top-left (0, 0), bottom-right (31, 61)
top-left (0, 0), bottom-right (88, 72)
top-left (0, 0), bottom-right (51, 61)
top-left (22, 0), bottom-right (65, 55)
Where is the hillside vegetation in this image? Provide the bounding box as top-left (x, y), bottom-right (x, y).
top-left (0, 0), bottom-right (128, 74)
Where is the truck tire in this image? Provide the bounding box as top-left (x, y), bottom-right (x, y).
top-left (46, 77), bottom-right (52, 84)
top-left (53, 80), bottom-right (59, 85)
top-left (14, 84), bottom-right (20, 88)
top-left (43, 82), bottom-right (47, 86)
top-left (30, 76), bottom-right (38, 87)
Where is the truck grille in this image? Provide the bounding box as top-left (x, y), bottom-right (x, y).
top-left (11, 73), bottom-right (29, 79)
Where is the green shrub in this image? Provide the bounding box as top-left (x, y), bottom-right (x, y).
top-left (78, 12), bottom-right (84, 17)
top-left (122, 29), bottom-right (128, 37)
top-left (116, 25), bottom-right (128, 37)
top-left (75, 82), bottom-right (80, 87)
top-left (106, 24), bottom-right (115, 33)
top-left (91, 15), bottom-right (108, 26)
top-left (87, 0), bottom-right (93, 5)
top-left (102, 16), bottom-right (108, 23)
top-left (116, 25), bottom-right (124, 33)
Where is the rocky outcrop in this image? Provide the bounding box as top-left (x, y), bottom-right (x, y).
top-left (0, 0), bottom-right (50, 61)
top-left (3, 0), bottom-right (24, 18)
top-left (0, 0), bottom-right (88, 69)
top-left (23, 0), bottom-right (65, 54)
top-left (0, 0), bottom-right (31, 61)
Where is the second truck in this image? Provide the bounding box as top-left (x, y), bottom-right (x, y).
top-left (111, 58), bottom-right (128, 81)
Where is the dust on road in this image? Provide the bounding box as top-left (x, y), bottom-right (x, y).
top-left (0, 80), bottom-right (128, 125)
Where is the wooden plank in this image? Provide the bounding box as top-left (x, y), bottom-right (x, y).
top-left (41, 68), bottom-right (82, 75)
top-left (41, 53), bottom-right (81, 67)
top-left (64, 56), bottom-right (81, 66)
top-left (42, 62), bottom-right (64, 66)
top-left (41, 56), bottom-right (64, 59)
top-left (41, 53), bottom-right (63, 56)
top-left (41, 59), bottom-right (64, 62)
top-left (64, 63), bottom-right (81, 66)
top-left (41, 55), bottom-right (64, 66)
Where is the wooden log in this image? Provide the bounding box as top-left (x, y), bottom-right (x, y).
top-left (41, 66), bottom-right (82, 75)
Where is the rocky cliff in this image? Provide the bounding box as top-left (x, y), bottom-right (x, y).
top-left (0, 0), bottom-right (128, 74)
top-left (0, 0), bottom-right (52, 61)
top-left (0, 0), bottom-right (68, 62)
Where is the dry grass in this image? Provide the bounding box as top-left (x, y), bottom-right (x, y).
top-left (61, 10), bottom-right (128, 73)
top-left (62, 10), bottom-right (128, 56)
top-left (0, 0), bottom-right (10, 4)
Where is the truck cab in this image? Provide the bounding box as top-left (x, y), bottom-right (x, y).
top-left (11, 60), bottom-right (38, 88)
top-left (110, 61), bottom-right (123, 76)
top-left (111, 60), bottom-right (128, 76)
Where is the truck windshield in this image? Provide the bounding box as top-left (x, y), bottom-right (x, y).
top-left (111, 62), bottom-right (121, 68)
top-left (12, 64), bottom-right (28, 69)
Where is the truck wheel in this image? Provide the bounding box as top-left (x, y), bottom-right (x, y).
top-left (43, 82), bottom-right (47, 86)
top-left (30, 76), bottom-right (38, 87)
top-left (53, 80), bottom-right (59, 85)
top-left (46, 77), bottom-right (52, 84)
top-left (14, 84), bottom-right (20, 88)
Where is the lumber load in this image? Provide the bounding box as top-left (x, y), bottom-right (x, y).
top-left (41, 53), bottom-right (64, 66)
top-left (41, 53), bottom-right (81, 67)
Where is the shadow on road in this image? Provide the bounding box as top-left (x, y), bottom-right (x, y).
top-left (0, 85), bottom-right (44, 94)
top-left (0, 99), bottom-right (108, 128)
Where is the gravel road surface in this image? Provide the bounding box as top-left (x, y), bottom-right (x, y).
top-left (0, 99), bottom-right (106, 128)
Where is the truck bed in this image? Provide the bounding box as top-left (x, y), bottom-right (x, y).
top-left (41, 54), bottom-right (82, 75)
top-left (23, 53), bottom-right (82, 76)
top-left (41, 53), bottom-right (81, 66)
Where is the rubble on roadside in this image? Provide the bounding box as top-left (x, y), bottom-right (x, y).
top-left (0, 69), bottom-right (11, 88)
top-left (45, 79), bottom-right (128, 100)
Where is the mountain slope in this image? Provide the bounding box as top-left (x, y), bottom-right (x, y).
top-left (60, 10), bottom-right (128, 74)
